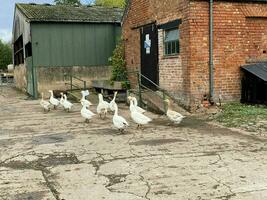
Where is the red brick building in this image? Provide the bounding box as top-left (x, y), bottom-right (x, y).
top-left (122, 0), bottom-right (267, 110)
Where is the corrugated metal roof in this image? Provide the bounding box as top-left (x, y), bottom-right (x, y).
top-left (242, 62), bottom-right (267, 82)
top-left (16, 3), bottom-right (123, 23)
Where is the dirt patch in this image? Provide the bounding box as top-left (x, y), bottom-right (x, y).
top-left (104, 174), bottom-right (128, 187)
top-left (154, 190), bottom-right (176, 195)
top-left (32, 133), bottom-right (74, 145)
top-left (130, 138), bottom-right (187, 146)
top-left (12, 191), bottom-right (46, 200)
top-left (1, 153), bottom-right (80, 170)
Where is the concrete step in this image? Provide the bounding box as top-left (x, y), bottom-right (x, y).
top-left (142, 90), bottom-right (166, 114)
top-left (132, 89), bottom-right (189, 115)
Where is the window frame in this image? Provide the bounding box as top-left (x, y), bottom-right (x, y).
top-left (164, 28), bottom-right (180, 56)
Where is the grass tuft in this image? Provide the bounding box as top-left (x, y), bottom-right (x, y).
top-left (215, 102), bottom-right (267, 128)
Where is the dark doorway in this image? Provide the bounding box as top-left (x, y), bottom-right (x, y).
top-left (241, 63), bottom-right (267, 105)
top-left (140, 23), bottom-right (159, 89)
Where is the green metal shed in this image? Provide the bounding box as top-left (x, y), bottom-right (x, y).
top-left (13, 3), bottom-right (123, 98)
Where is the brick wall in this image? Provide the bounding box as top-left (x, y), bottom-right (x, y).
top-left (189, 1), bottom-right (267, 109)
top-left (123, 0), bottom-right (267, 110)
top-left (123, 0), bottom-right (191, 107)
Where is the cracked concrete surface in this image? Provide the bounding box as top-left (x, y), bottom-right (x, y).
top-left (0, 86), bottom-right (267, 200)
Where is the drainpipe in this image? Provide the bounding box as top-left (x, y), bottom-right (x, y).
top-left (209, 0), bottom-right (214, 104)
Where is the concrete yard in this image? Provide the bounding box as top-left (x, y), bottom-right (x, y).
top-left (0, 86), bottom-right (267, 200)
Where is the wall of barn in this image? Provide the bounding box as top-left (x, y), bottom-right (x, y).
top-left (123, 0), bottom-right (191, 108)
top-left (31, 23), bottom-right (121, 67)
top-left (36, 66), bottom-right (112, 98)
top-left (123, 0), bottom-right (267, 110)
top-left (14, 64), bottom-right (27, 92)
top-left (188, 1), bottom-right (267, 109)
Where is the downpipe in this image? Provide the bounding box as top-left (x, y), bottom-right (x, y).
top-left (209, 0), bottom-right (214, 104)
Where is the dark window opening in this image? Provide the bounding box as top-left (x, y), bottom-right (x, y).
top-left (14, 35), bottom-right (24, 65)
top-left (25, 42), bottom-right (32, 57)
top-left (164, 28), bottom-right (179, 56)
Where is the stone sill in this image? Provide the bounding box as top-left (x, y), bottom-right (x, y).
top-left (162, 54), bottom-right (180, 59)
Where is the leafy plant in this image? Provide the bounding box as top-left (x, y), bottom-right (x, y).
top-left (95, 0), bottom-right (126, 8)
top-left (109, 41), bottom-right (129, 89)
top-left (0, 40), bottom-right (12, 70)
top-left (54, 0), bottom-right (81, 5)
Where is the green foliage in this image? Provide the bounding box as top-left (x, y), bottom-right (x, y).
top-left (95, 0), bottom-right (126, 8)
top-left (215, 102), bottom-right (267, 128)
top-left (54, 0), bottom-right (81, 5)
top-left (109, 41), bottom-right (129, 89)
top-left (0, 40), bottom-right (12, 70)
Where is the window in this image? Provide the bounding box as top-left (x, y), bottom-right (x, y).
top-left (164, 28), bottom-right (179, 56)
top-left (14, 35), bottom-right (24, 65)
top-left (25, 42), bottom-right (32, 57)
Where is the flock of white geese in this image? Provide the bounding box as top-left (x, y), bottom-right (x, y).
top-left (40, 90), bottom-right (185, 132)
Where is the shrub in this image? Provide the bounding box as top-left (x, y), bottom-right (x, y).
top-left (109, 41), bottom-right (130, 89)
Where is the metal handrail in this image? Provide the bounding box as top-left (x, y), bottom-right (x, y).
top-left (64, 73), bottom-right (87, 91)
top-left (127, 70), bottom-right (167, 113)
top-left (65, 83), bottom-right (81, 90)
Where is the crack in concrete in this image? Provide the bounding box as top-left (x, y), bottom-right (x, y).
top-left (0, 152), bottom-right (81, 200)
top-left (209, 176), bottom-right (236, 199)
top-left (88, 152), bottom-right (106, 175)
top-left (209, 154), bottom-right (222, 165)
top-left (41, 170), bottom-right (60, 200)
top-left (139, 174), bottom-right (151, 200)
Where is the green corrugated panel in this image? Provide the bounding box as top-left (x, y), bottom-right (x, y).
top-left (31, 23), bottom-right (121, 67)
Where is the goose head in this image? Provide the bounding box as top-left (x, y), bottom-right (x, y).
top-left (164, 99), bottom-right (170, 104)
top-left (164, 99), bottom-right (171, 108)
top-left (48, 90), bottom-right (53, 94)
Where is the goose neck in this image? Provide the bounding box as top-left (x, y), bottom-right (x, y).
top-left (114, 105), bottom-right (118, 116)
top-left (133, 98), bottom-right (138, 106)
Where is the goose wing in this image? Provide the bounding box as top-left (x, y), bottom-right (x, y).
top-left (50, 97), bottom-right (60, 106)
top-left (131, 111), bottom-right (152, 124)
top-left (113, 115), bottom-right (129, 128)
top-left (81, 99), bottom-right (92, 106)
top-left (135, 106), bottom-right (146, 113)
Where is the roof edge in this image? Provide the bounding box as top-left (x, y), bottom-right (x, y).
top-left (15, 3), bottom-right (124, 23)
top-left (122, 0), bottom-right (132, 25)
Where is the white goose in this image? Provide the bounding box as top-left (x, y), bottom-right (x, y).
top-left (59, 92), bottom-right (65, 107)
top-left (109, 91), bottom-right (118, 112)
top-left (113, 103), bottom-right (129, 133)
top-left (132, 97), bottom-right (146, 113)
top-left (129, 97), bottom-right (152, 128)
top-left (63, 94), bottom-right (73, 112)
top-left (164, 99), bottom-right (185, 124)
top-left (97, 93), bottom-right (109, 119)
top-left (81, 90), bottom-right (92, 107)
top-left (40, 92), bottom-right (51, 112)
top-left (81, 104), bottom-right (95, 123)
top-left (48, 90), bottom-right (60, 109)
